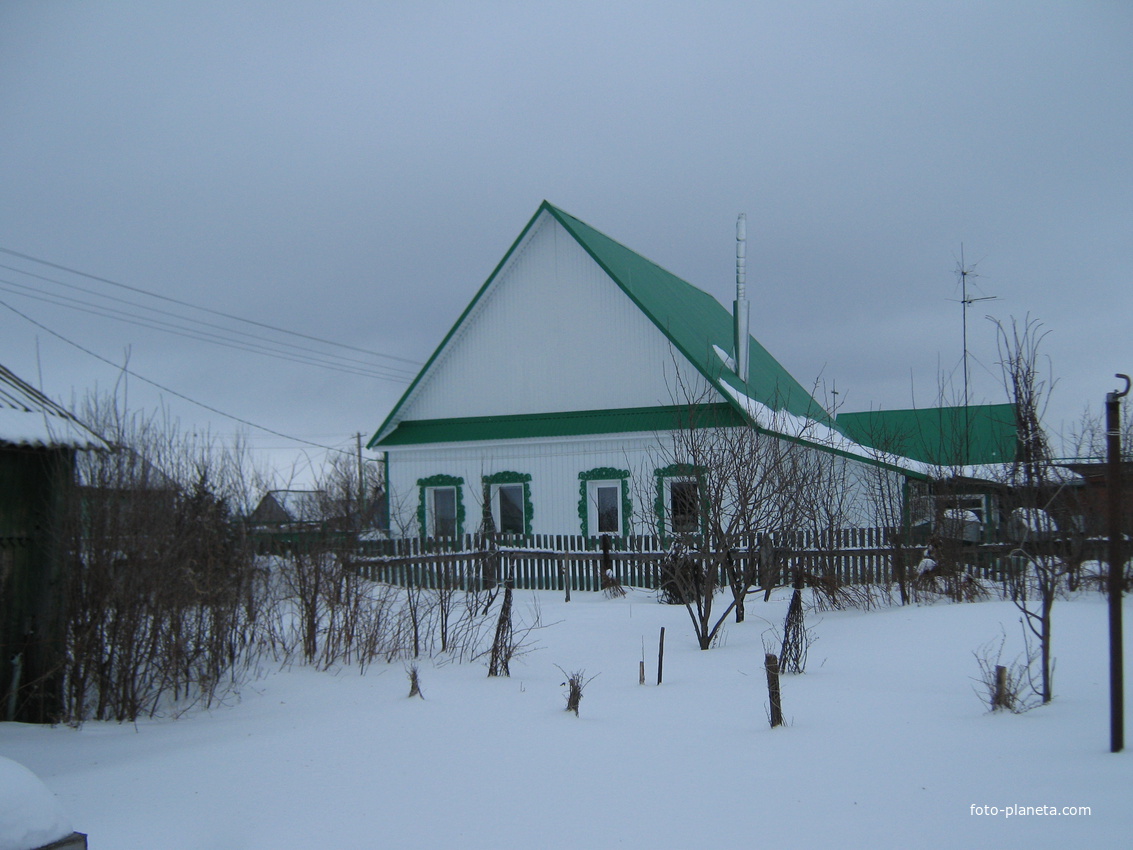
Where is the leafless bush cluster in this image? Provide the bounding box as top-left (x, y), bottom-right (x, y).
top-left (48, 395), bottom-right (540, 723)
top-left (803, 570), bottom-right (890, 612)
top-left (262, 548), bottom-right (516, 675)
top-left (60, 399), bottom-right (262, 722)
top-left (910, 554), bottom-right (991, 605)
top-left (260, 549), bottom-right (406, 672)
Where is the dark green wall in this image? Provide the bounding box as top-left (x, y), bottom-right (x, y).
top-left (0, 446), bottom-right (74, 722)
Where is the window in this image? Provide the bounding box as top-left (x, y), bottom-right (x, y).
top-left (495, 483), bottom-right (525, 534)
top-left (654, 464), bottom-right (703, 537)
top-left (483, 472), bottom-right (532, 535)
top-left (429, 486), bottom-right (457, 537)
top-left (669, 479), bottom-right (700, 534)
top-left (418, 474), bottom-right (464, 539)
top-left (578, 468), bottom-right (630, 537)
top-left (594, 483), bottom-right (621, 534)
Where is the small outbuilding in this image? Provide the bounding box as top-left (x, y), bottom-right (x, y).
top-left (0, 364), bottom-right (104, 722)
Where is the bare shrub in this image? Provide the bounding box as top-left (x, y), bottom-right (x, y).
top-left (482, 579), bottom-right (545, 677)
top-left (805, 571), bottom-right (885, 612)
top-left (407, 663), bottom-right (423, 699)
top-left (601, 568), bottom-right (626, 598)
top-left (912, 557), bottom-right (991, 604)
top-left (973, 631), bottom-right (1038, 713)
top-left (556, 666), bottom-right (597, 716)
top-left (778, 578), bottom-right (815, 674)
top-left (487, 579), bottom-right (515, 677)
top-left (645, 369), bottom-right (844, 649)
top-left (59, 397), bottom-right (263, 722)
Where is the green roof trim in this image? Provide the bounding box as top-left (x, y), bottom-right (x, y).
top-left (368, 202), bottom-right (832, 450)
top-left (376, 404), bottom-right (746, 447)
top-left (836, 403), bottom-right (1019, 467)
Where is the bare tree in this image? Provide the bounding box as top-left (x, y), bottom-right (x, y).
top-left (993, 316), bottom-right (1064, 704)
top-left (649, 376), bottom-right (836, 649)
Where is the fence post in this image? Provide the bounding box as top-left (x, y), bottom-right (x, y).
top-left (765, 653), bottom-right (783, 728)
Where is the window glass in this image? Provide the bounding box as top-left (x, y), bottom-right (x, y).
top-left (431, 487), bottom-right (457, 537)
top-left (670, 479), bottom-right (699, 534)
top-left (498, 484), bottom-right (524, 534)
top-left (596, 484), bottom-right (620, 534)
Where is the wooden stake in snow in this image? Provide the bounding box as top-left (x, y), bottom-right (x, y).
top-left (993, 665), bottom-right (1009, 711)
top-left (657, 627), bottom-right (666, 685)
top-left (765, 653), bottom-right (783, 728)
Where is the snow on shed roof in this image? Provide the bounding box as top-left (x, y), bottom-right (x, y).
top-left (0, 364), bottom-right (106, 450)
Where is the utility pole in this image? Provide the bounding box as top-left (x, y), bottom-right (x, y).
top-left (355, 432), bottom-right (366, 527)
top-left (1107, 374), bottom-right (1129, 753)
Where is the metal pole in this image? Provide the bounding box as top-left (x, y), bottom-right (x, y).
top-left (1106, 373), bottom-right (1129, 753)
top-left (355, 432), bottom-right (365, 521)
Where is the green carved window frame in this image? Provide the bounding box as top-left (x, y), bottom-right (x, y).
top-left (481, 471), bottom-right (533, 536)
top-left (654, 463), bottom-right (706, 539)
top-left (578, 467), bottom-right (631, 538)
top-left (417, 474), bottom-right (465, 539)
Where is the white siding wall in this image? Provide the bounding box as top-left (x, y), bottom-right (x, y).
top-left (386, 432), bottom-right (902, 538)
top-left (400, 213), bottom-right (685, 422)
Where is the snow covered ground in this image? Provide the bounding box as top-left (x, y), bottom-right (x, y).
top-left (3, 588), bottom-right (1130, 849)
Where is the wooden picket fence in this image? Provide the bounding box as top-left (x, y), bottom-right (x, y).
top-left (350, 528), bottom-right (951, 591)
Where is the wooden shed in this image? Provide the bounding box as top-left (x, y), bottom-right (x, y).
top-left (0, 365), bottom-right (104, 722)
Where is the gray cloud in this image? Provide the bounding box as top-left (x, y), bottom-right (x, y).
top-left (2, 0), bottom-right (1130, 478)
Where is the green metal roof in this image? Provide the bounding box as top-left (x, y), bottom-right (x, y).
top-left (546, 205), bottom-right (832, 426)
top-left (835, 403), bottom-right (1020, 467)
top-left (378, 404), bottom-right (745, 446)
top-left (369, 202), bottom-right (831, 449)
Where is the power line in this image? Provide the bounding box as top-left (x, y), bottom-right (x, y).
top-left (0, 262), bottom-right (419, 381)
top-left (0, 244), bottom-right (423, 367)
top-left (1, 298), bottom-right (353, 456)
top-left (0, 276), bottom-right (416, 382)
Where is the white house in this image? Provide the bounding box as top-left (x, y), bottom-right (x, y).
top-left (367, 202), bottom-right (919, 540)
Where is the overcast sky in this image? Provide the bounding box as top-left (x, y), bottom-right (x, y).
top-left (2, 1), bottom-right (1131, 485)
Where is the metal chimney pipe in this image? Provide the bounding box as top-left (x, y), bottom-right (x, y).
top-left (734, 213), bottom-right (750, 382)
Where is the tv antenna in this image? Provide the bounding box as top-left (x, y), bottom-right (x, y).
top-left (954, 244), bottom-right (997, 410)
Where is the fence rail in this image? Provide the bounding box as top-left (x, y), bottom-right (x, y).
top-left (348, 529), bottom-right (1102, 592)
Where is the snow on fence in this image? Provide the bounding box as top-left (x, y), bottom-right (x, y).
top-left (351, 529), bottom-right (949, 591)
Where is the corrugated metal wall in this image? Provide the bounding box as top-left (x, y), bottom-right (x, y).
top-left (387, 431), bottom-right (901, 538)
top-left (388, 431), bottom-right (658, 536)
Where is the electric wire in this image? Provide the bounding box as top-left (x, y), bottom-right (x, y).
top-left (0, 262), bottom-right (419, 381)
top-left (0, 276), bottom-right (415, 382)
top-left (0, 244), bottom-right (422, 367)
top-left (1, 298), bottom-right (353, 456)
